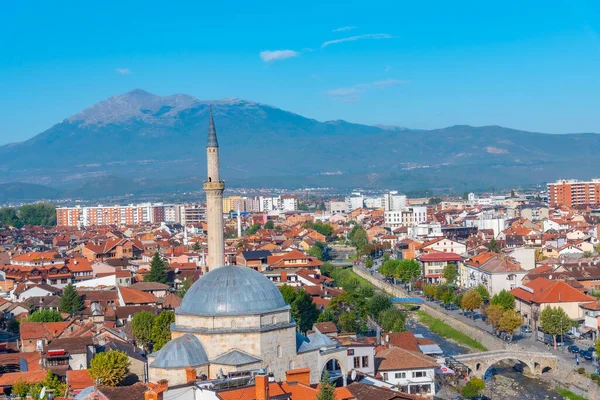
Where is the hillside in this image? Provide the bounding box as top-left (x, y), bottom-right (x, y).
top-left (0, 89), bottom-right (599, 199)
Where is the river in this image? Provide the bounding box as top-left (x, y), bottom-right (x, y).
top-left (406, 321), bottom-right (565, 399)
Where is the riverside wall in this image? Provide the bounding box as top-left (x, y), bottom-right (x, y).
top-left (353, 266), bottom-right (507, 352)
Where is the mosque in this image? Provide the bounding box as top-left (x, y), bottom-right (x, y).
top-left (148, 107), bottom-right (347, 386)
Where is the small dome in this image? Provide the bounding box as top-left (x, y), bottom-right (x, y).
top-left (150, 334), bottom-right (208, 368)
top-left (177, 266), bottom-right (289, 316)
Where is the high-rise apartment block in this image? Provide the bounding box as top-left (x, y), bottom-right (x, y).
top-left (547, 179), bottom-right (600, 208)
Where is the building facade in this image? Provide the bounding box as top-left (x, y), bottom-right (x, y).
top-left (548, 179), bottom-right (600, 208)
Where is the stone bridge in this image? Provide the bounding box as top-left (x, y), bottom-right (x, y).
top-left (451, 350), bottom-right (558, 379)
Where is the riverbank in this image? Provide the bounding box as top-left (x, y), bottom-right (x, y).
top-left (416, 310), bottom-right (487, 352)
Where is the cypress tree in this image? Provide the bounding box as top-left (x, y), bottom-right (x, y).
top-left (145, 252), bottom-right (168, 284)
top-left (59, 283), bottom-right (83, 315)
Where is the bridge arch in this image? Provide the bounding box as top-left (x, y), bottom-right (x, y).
top-left (452, 351), bottom-right (557, 379)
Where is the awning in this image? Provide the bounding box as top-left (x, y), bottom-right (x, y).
top-left (438, 365), bottom-right (455, 374)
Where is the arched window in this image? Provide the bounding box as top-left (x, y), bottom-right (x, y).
top-left (277, 345), bottom-right (282, 358)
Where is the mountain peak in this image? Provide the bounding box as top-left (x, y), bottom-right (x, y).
top-left (66, 89), bottom-right (199, 126)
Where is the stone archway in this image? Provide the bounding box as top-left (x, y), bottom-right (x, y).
top-left (321, 357), bottom-right (348, 386)
top-left (468, 356), bottom-right (536, 379)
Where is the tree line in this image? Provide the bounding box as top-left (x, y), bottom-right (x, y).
top-left (0, 203), bottom-right (56, 228)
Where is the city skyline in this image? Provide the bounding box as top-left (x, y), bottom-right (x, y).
top-left (2, 0), bottom-right (600, 144)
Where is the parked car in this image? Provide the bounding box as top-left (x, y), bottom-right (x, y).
top-left (568, 345), bottom-right (580, 353)
top-left (582, 351), bottom-right (594, 361)
top-left (588, 347), bottom-right (596, 353)
top-left (520, 326), bottom-right (532, 334)
top-left (579, 348), bottom-right (587, 356)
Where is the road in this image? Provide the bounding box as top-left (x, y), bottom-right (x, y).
top-left (359, 262), bottom-right (598, 375)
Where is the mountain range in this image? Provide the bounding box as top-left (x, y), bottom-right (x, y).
top-left (1, 89), bottom-right (599, 201)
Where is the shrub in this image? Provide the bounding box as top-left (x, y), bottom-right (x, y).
top-left (577, 367), bottom-right (586, 375)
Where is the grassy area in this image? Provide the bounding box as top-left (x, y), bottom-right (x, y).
top-left (416, 310), bottom-right (488, 352)
top-left (555, 387), bottom-right (588, 400)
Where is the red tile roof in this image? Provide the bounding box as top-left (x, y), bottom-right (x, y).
top-left (419, 252), bottom-right (462, 262)
top-left (67, 369), bottom-right (94, 390)
top-left (118, 286), bottom-right (157, 305)
top-left (510, 278), bottom-right (595, 304)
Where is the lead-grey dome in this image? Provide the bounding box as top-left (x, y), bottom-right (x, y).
top-left (176, 265), bottom-right (289, 316)
top-left (150, 333), bottom-right (209, 368)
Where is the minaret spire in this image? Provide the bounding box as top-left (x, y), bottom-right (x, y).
top-left (204, 105), bottom-right (225, 271)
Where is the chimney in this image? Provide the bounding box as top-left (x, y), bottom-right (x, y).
top-left (286, 368), bottom-right (311, 386)
top-left (185, 366), bottom-right (196, 383)
top-left (255, 369), bottom-right (269, 400)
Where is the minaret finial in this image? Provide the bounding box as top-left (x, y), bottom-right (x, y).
top-left (207, 105), bottom-right (219, 148)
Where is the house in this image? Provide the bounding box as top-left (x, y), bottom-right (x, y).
top-left (418, 252), bottom-right (462, 284)
top-left (0, 370), bottom-right (48, 395)
top-left (510, 278), bottom-right (595, 330)
top-left (375, 347), bottom-right (438, 397)
top-left (463, 252), bottom-right (528, 295)
top-left (80, 238), bottom-right (145, 261)
top-left (67, 369), bottom-right (95, 395)
top-left (419, 238), bottom-right (466, 255)
top-left (337, 337), bottom-right (375, 376)
top-left (74, 382), bottom-right (149, 400)
top-left (117, 286), bottom-right (158, 306)
top-left (43, 337), bottom-right (95, 373)
top-left (580, 300), bottom-right (600, 341)
top-left (12, 283), bottom-right (61, 302)
top-left (312, 322), bottom-right (338, 337)
top-left (346, 382), bottom-right (428, 400)
top-left (130, 282), bottom-right (169, 298)
top-left (267, 249), bottom-right (323, 271)
top-left (236, 250), bottom-right (272, 270)
top-left (19, 321), bottom-right (73, 352)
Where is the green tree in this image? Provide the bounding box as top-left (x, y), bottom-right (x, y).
top-left (462, 377), bottom-right (485, 398)
top-left (428, 197), bottom-right (443, 205)
top-left (317, 371), bottom-right (336, 400)
top-left (490, 289), bottom-right (515, 310)
top-left (192, 241), bottom-right (201, 251)
top-left (308, 244), bottom-right (324, 260)
top-left (510, 189), bottom-right (516, 198)
top-left (379, 308), bottom-right (406, 332)
top-left (498, 309), bottom-right (522, 341)
top-left (474, 284), bottom-right (490, 302)
top-left (379, 259), bottom-right (399, 282)
top-left (18, 203), bottom-right (57, 226)
top-left (349, 226), bottom-right (368, 254)
top-left (12, 379), bottom-right (30, 397)
top-left (320, 262), bottom-right (335, 277)
top-left (453, 291), bottom-right (464, 310)
top-left (367, 293), bottom-right (392, 317)
top-left (423, 284), bottom-right (436, 299)
top-left (583, 250), bottom-right (593, 258)
top-left (304, 221), bottom-right (334, 239)
top-left (442, 264), bottom-right (458, 286)
top-left (279, 284), bottom-right (297, 304)
top-left (540, 306), bottom-right (575, 349)
top-left (291, 290), bottom-right (320, 333)
top-left (0, 207), bottom-right (21, 228)
top-left (131, 311), bottom-right (155, 346)
top-left (176, 277), bottom-right (192, 298)
top-left (365, 257), bottom-right (374, 269)
top-left (59, 283), bottom-right (83, 315)
top-left (29, 309), bottom-right (63, 322)
top-left (246, 223), bottom-right (261, 235)
top-left (486, 304), bottom-right (505, 333)
top-left (487, 238), bottom-right (500, 252)
top-left (595, 339), bottom-right (600, 357)
top-left (264, 220), bottom-right (275, 229)
top-left (89, 350), bottom-right (130, 387)
top-left (151, 310), bottom-right (175, 351)
top-left (461, 290), bottom-right (483, 318)
top-left (144, 252), bottom-right (168, 284)
top-left (382, 252), bottom-right (391, 262)
top-left (396, 259), bottom-right (422, 287)
top-left (436, 284), bottom-right (455, 306)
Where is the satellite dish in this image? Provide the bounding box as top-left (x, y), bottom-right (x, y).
top-left (40, 387), bottom-right (46, 399)
top-left (351, 370), bottom-right (357, 381)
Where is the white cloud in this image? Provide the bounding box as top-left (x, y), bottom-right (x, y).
top-left (115, 68), bottom-right (131, 75)
top-left (333, 26), bottom-right (356, 32)
top-left (321, 33), bottom-right (393, 48)
top-left (326, 79), bottom-right (407, 102)
top-left (259, 50), bottom-right (300, 62)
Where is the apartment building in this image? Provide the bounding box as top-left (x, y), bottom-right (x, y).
top-left (384, 206), bottom-right (428, 229)
top-left (548, 179), bottom-right (600, 208)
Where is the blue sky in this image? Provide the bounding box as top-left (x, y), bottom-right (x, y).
top-left (1, 0), bottom-right (600, 143)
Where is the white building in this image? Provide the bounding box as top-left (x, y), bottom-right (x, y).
top-left (376, 347), bottom-right (438, 397)
top-left (463, 253), bottom-right (528, 295)
top-left (384, 207), bottom-right (427, 229)
top-left (382, 191), bottom-right (407, 212)
top-left (346, 193), bottom-right (364, 211)
top-left (328, 201), bottom-right (348, 214)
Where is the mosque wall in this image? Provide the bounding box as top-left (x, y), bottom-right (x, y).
top-left (148, 365), bottom-right (209, 386)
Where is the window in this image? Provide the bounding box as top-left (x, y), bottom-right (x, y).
top-left (361, 356), bottom-right (369, 368)
top-left (354, 357), bottom-right (360, 368)
top-left (383, 373), bottom-right (388, 381)
top-left (395, 372), bottom-right (405, 379)
top-left (277, 345), bottom-right (282, 358)
top-left (347, 349), bottom-right (354, 356)
top-left (412, 371), bottom-right (425, 378)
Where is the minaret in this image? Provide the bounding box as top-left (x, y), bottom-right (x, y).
top-left (237, 203), bottom-right (242, 238)
top-left (204, 106), bottom-right (225, 270)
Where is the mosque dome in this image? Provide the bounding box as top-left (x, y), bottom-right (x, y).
top-left (176, 265), bottom-right (289, 316)
top-left (150, 334), bottom-right (209, 368)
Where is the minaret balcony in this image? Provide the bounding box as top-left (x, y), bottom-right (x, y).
top-left (203, 180), bottom-right (225, 190)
